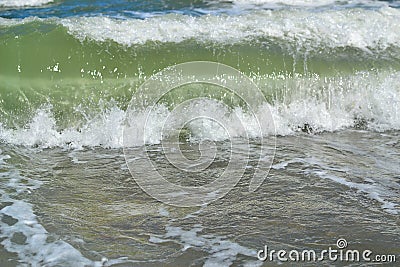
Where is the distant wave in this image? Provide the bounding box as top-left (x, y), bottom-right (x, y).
top-left (59, 6), bottom-right (400, 51)
top-left (1, 7), bottom-right (399, 51)
top-left (219, 0), bottom-right (391, 9)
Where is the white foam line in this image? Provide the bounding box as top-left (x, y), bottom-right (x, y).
top-left (150, 224), bottom-right (262, 267)
top-left (57, 6), bottom-right (400, 51)
top-left (230, 0), bottom-right (341, 7)
top-left (151, 206), bottom-right (261, 266)
top-left (311, 170), bottom-right (399, 215)
top-left (0, 201), bottom-right (98, 266)
top-left (273, 157), bottom-right (399, 214)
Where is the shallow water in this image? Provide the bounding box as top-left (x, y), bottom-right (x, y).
top-left (0, 130), bottom-right (399, 265)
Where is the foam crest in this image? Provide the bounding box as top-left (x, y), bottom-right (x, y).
top-left (60, 6), bottom-right (400, 52)
top-left (273, 71), bottom-right (400, 134)
top-left (0, 106), bottom-right (126, 149)
top-left (0, 70), bottom-right (399, 148)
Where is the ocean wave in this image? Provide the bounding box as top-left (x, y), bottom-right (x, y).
top-left (1, 6), bottom-right (399, 52)
top-left (1, 5), bottom-right (400, 149)
top-left (59, 6), bottom-right (400, 51)
top-left (0, 70), bottom-right (399, 148)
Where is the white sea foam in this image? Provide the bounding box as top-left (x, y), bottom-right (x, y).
top-left (0, 105), bottom-right (126, 149)
top-left (0, 151), bottom-right (133, 266)
top-left (0, 157), bottom-right (103, 266)
top-left (59, 6), bottom-right (400, 52)
top-left (0, 70), bottom-right (399, 148)
top-left (0, 0), bottom-right (53, 7)
top-left (230, 0), bottom-right (341, 7)
top-left (228, 0), bottom-right (389, 9)
top-left (312, 169), bottom-right (399, 215)
top-left (0, 200), bottom-right (96, 266)
top-left (150, 224), bottom-right (262, 267)
top-left (1, 5), bottom-right (399, 52)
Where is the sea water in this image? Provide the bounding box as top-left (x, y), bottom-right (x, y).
top-left (0, 0), bottom-right (399, 266)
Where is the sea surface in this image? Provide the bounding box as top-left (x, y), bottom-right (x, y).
top-left (0, 0), bottom-right (399, 266)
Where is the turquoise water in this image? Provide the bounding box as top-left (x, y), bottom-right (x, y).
top-left (1, 0), bottom-right (400, 19)
top-left (0, 0), bottom-right (399, 266)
